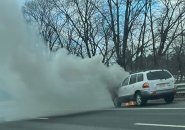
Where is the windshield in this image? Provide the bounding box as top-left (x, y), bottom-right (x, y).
top-left (147, 71), bottom-right (172, 80)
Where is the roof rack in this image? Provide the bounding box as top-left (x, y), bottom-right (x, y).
top-left (129, 68), bottom-right (166, 74)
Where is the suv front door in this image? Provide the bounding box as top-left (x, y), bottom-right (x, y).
top-left (118, 76), bottom-right (130, 99)
top-left (127, 74), bottom-right (137, 97)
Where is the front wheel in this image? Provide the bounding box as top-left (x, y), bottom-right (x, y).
top-left (113, 97), bottom-right (122, 108)
top-left (135, 92), bottom-right (147, 106)
top-left (164, 95), bottom-right (174, 104)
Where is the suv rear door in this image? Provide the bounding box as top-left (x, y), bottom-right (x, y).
top-left (130, 73), bottom-right (145, 95)
top-left (127, 74), bottom-right (137, 96)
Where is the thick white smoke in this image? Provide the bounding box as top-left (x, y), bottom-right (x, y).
top-left (0, 0), bottom-right (128, 122)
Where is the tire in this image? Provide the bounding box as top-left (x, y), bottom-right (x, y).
top-left (164, 95), bottom-right (174, 104)
top-left (113, 97), bottom-right (122, 108)
top-left (135, 92), bottom-right (146, 106)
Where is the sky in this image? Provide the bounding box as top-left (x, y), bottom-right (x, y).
top-left (16, 0), bottom-right (27, 7)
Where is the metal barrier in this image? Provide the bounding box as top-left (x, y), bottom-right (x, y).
top-left (174, 75), bottom-right (185, 83)
top-left (175, 83), bottom-right (185, 97)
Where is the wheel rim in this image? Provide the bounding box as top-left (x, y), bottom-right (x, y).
top-left (136, 94), bottom-right (142, 105)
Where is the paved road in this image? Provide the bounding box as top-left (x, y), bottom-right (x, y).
top-left (0, 99), bottom-right (185, 130)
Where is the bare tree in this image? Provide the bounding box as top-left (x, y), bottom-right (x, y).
top-left (96, 0), bottom-right (146, 70)
top-left (22, 0), bottom-right (185, 74)
top-left (23, 0), bottom-right (66, 51)
top-left (51, 0), bottom-right (105, 58)
top-left (154, 0), bottom-right (185, 66)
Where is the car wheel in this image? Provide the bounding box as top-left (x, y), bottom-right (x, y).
top-left (113, 97), bottom-right (122, 108)
top-left (135, 92), bottom-right (146, 106)
top-left (164, 95), bottom-right (174, 104)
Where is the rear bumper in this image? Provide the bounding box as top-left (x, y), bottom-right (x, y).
top-left (141, 89), bottom-right (176, 99)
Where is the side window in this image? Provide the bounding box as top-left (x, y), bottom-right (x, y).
top-left (129, 75), bottom-right (137, 84)
top-left (122, 77), bottom-right (129, 86)
top-left (137, 74), bottom-right (143, 82)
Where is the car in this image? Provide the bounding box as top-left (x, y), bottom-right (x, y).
top-left (113, 69), bottom-right (176, 107)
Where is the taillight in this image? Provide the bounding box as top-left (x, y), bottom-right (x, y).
top-left (143, 82), bottom-right (149, 88)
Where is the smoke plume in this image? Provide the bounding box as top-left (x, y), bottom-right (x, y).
top-left (0, 0), bottom-right (128, 122)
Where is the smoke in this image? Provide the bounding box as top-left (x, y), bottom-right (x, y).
top-left (0, 0), bottom-right (128, 122)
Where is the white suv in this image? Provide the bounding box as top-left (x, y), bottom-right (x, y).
top-left (113, 69), bottom-right (176, 107)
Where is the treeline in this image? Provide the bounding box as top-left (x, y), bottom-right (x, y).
top-left (22, 0), bottom-right (185, 76)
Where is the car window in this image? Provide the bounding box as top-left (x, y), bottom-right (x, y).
top-left (129, 74), bottom-right (137, 84)
top-left (137, 74), bottom-right (143, 82)
top-left (122, 77), bottom-right (129, 86)
top-left (147, 70), bottom-right (172, 80)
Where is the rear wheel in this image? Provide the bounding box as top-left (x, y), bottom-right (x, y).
top-left (164, 95), bottom-right (174, 104)
top-left (113, 97), bottom-right (122, 108)
top-left (135, 92), bottom-right (147, 106)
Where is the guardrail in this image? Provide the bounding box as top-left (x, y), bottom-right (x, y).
top-left (174, 75), bottom-right (185, 81)
top-left (175, 83), bottom-right (185, 97)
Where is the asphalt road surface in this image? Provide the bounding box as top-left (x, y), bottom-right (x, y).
top-left (0, 98), bottom-right (185, 130)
